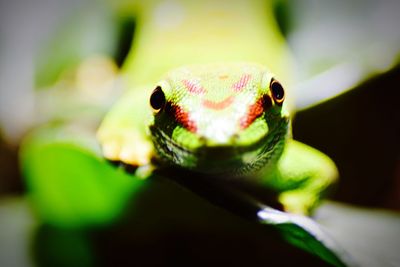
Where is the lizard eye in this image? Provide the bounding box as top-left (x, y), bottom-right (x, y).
top-left (150, 86), bottom-right (166, 111)
top-left (270, 78), bottom-right (285, 105)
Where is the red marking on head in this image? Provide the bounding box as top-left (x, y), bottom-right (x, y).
top-left (232, 74), bottom-right (251, 92)
top-left (202, 95), bottom-right (234, 110)
top-left (169, 103), bottom-right (197, 132)
top-left (182, 79), bottom-right (206, 94)
top-left (240, 95), bottom-right (272, 129)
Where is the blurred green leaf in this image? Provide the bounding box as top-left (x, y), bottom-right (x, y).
top-left (20, 126), bottom-right (144, 228)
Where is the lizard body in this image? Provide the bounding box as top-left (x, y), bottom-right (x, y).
top-left (98, 0), bottom-right (338, 214)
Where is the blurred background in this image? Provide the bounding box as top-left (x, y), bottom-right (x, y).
top-left (0, 0), bottom-right (399, 266)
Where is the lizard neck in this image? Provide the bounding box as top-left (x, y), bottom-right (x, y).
top-left (123, 0), bottom-right (294, 87)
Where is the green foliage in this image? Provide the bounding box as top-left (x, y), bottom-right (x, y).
top-left (33, 225), bottom-right (94, 267)
top-left (278, 223), bottom-right (347, 267)
top-left (20, 127), bottom-right (144, 228)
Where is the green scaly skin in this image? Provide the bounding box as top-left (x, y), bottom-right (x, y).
top-left (97, 0), bottom-right (338, 214)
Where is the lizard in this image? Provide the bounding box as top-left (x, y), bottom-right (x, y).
top-left (97, 0), bottom-right (338, 215)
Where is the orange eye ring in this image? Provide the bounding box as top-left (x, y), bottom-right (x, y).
top-left (270, 78), bottom-right (285, 105)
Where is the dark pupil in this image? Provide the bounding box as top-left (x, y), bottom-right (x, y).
top-left (271, 80), bottom-right (284, 100)
top-left (150, 86), bottom-right (165, 110)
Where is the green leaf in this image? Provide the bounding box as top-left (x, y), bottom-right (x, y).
top-left (258, 207), bottom-right (355, 267)
top-left (20, 126), bottom-right (144, 229)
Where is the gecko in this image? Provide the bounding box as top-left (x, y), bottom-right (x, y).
top-left (97, 0), bottom-right (338, 215)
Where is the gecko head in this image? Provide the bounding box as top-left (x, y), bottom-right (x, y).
top-left (148, 63), bottom-right (290, 175)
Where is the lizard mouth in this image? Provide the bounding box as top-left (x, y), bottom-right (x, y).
top-left (150, 116), bottom-right (289, 175)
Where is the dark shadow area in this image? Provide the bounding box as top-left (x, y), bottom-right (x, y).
top-left (273, 0), bottom-right (293, 37)
top-left (294, 65), bottom-right (400, 210)
top-left (32, 225), bottom-right (94, 267)
top-left (32, 175), bottom-right (331, 267)
top-left (113, 15), bottom-right (136, 67)
top-left (0, 139), bottom-right (23, 195)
